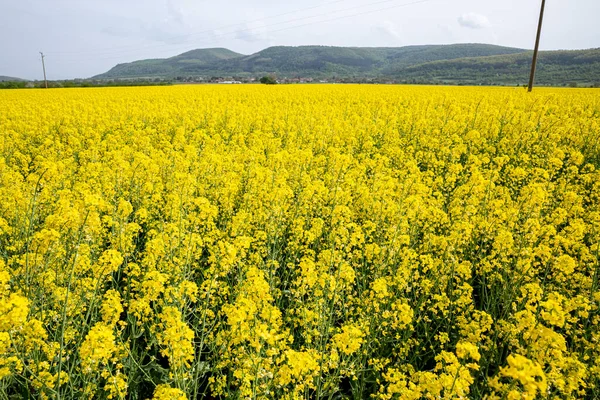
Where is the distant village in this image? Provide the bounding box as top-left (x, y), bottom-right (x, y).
top-left (177, 76), bottom-right (320, 84)
top-left (173, 76), bottom-right (402, 85)
top-left (6, 74), bottom-right (581, 89)
top-left (0, 75), bottom-right (444, 89)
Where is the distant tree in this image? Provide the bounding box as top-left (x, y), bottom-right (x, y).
top-left (260, 76), bottom-right (277, 85)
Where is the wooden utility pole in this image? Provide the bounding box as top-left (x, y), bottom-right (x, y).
top-left (40, 52), bottom-right (48, 88)
top-left (528, 0), bottom-right (546, 92)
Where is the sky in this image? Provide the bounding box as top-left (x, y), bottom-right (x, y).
top-left (1, 0), bottom-right (599, 80)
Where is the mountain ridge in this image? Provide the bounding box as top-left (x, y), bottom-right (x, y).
top-left (93, 44), bottom-right (600, 86)
top-left (0, 75), bottom-right (26, 82)
top-left (93, 44), bottom-right (526, 79)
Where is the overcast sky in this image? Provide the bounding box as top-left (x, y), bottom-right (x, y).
top-left (1, 0), bottom-right (599, 80)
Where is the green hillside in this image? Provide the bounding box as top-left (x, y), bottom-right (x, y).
top-left (93, 44), bottom-right (525, 79)
top-left (397, 48), bottom-right (600, 86)
top-left (0, 76), bottom-right (26, 82)
top-left (98, 48), bottom-right (244, 79)
top-left (92, 44), bottom-right (600, 86)
top-left (216, 44), bottom-right (525, 76)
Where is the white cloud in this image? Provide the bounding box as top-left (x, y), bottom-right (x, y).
top-left (374, 21), bottom-right (401, 40)
top-left (102, 1), bottom-right (190, 45)
top-left (166, 0), bottom-right (184, 26)
top-left (235, 21), bottom-right (269, 43)
top-left (458, 12), bottom-right (491, 29)
top-left (372, 20), bottom-right (402, 44)
top-left (3, 0), bottom-right (599, 79)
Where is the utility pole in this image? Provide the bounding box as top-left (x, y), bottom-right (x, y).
top-left (528, 0), bottom-right (546, 92)
top-left (40, 51), bottom-right (48, 88)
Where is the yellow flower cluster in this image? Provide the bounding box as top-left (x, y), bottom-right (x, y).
top-left (1, 84), bottom-right (600, 398)
top-left (152, 384), bottom-right (187, 400)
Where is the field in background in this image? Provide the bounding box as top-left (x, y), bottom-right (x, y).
top-left (1, 85), bottom-right (600, 399)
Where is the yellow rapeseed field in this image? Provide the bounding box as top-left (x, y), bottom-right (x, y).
top-left (1, 85), bottom-right (600, 399)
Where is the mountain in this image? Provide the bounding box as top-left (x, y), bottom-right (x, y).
top-left (92, 44), bottom-right (600, 86)
top-left (98, 48), bottom-right (244, 79)
top-left (396, 48), bottom-right (600, 86)
top-left (0, 75), bottom-right (26, 81)
top-left (212, 44), bottom-right (526, 77)
top-left (94, 44), bottom-right (525, 79)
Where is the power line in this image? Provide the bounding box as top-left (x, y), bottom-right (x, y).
top-left (55, 0), bottom-right (436, 63)
top-left (53, 0), bottom-right (429, 60)
top-left (45, 0), bottom-right (347, 56)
